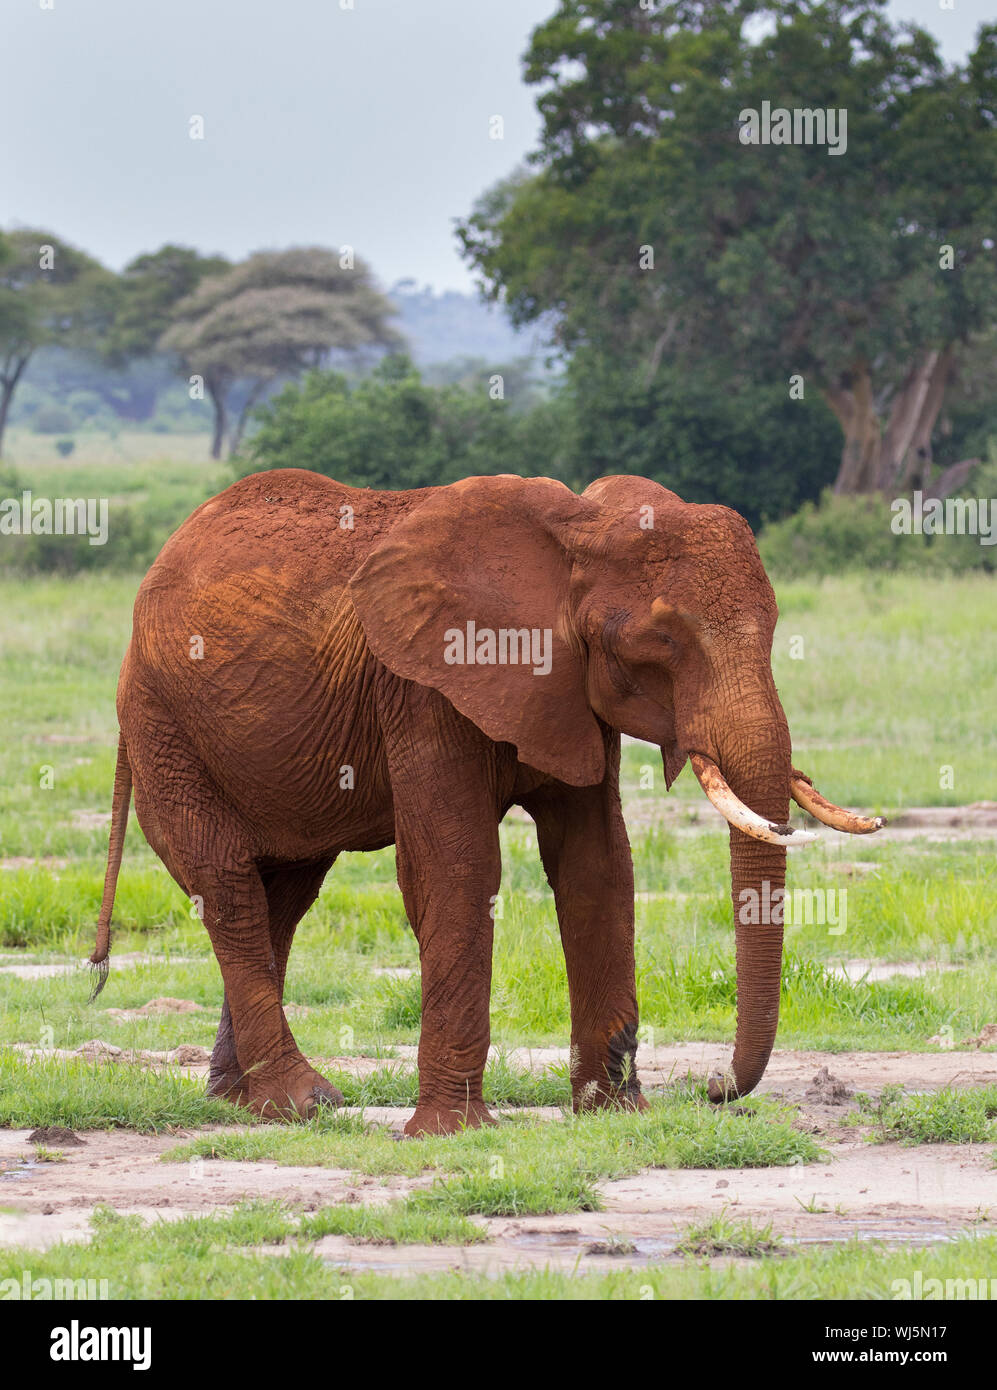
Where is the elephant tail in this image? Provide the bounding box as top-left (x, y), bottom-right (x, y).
top-left (88, 735), bottom-right (132, 1001)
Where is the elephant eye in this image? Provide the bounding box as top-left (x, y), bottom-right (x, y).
top-left (657, 632), bottom-right (681, 662)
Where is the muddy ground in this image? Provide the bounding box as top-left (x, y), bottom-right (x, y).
top-left (2, 1045), bottom-right (995, 1273)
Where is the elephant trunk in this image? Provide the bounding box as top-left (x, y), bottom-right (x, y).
top-left (701, 708), bottom-right (794, 1103)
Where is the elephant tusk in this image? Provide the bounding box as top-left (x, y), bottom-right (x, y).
top-left (689, 754), bottom-right (816, 847)
top-left (790, 769), bottom-right (886, 834)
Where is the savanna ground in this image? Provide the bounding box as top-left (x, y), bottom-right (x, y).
top-left (1, 443), bottom-right (996, 1299)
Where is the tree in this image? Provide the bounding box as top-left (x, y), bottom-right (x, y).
top-left (560, 351), bottom-right (841, 528)
top-left (242, 354), bottom-right (576, 489)
top-left (160, 247), bottom-right (402, 458)
top-left (104, 244), bottom-right (232, 365)
top-left (0, 229), bottom-right (115, 456)
top-left (96, 244), bottom-right (231, 420)
top-left (458, 1), bottom-right (997, 496)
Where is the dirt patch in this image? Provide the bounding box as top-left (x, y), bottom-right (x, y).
top-left (106, 997), bottom-right (208, 1022)
top-left (804, 1067), bottom-right (852, 1106)
top-left (615, 798), bottom-right (997, 842)
top-left (0, 857), bottom-right (70, 871)
top-left (38, 734), bottom-right (101, 746)
top-left (26, 1127), bottom-right (85, 1147)
top-left (828, 960), bottom-right (958, 983)
top-left (886, 803), bottom-right (997, 841)
top-left (0, 952), bottom-right (198, 980)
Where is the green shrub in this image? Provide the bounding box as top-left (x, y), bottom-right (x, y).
top-left (758, 488), bottom-right (997, 579)
top-left (240, 354), bottom-right (566, 489)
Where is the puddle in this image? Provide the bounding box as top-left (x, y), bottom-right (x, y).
top-left (0, 1158), bottom-right (38, 1181)
top-left (318, 1218), bottom-right (965, 1276)
top-left (511, 1221), bottom-right (959, 1259)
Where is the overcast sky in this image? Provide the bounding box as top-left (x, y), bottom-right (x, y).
top-left (0, 0), bottom-right (988, 293)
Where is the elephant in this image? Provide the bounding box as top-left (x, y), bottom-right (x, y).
top-left (89, 469), bottom-right (883, 1136)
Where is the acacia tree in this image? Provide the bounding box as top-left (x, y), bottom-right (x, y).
top-left (89, 244), bottom-right (231, 422)
top-left (459, 0), bottom-right (997, 496)
top-left (104, 244), bottom-right (232, 364)
top-left (160, 248), bottom-right (402, 457)
top-left (0, 229), bottom-right (115, 456)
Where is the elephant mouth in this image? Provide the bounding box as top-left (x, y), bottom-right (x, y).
top-left (689, 753), bottom-right (885, 846)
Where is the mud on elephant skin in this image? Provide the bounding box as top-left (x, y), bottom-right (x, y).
top-left (88, 470), bottom-right (883, 1134)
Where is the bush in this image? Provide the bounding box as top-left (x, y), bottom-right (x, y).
top-left (556, 353), bottom-right (842, 530)
top-left (758, 486), bottom-right (997, 579)
top-left (0, 464), bottom-right (159, 575)
top-left (241, 354), bottom-right (571, 489)
top-left (55, 437), bottom-right (76, 457)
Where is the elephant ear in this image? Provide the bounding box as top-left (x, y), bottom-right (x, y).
top-left (348, 475), bottom-right (606, 787)
top-left (585, 475), bottom-right (690, 791)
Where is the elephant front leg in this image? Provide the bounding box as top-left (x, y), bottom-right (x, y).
top-left (523, 757), bottom-right (646, 1114)
top-left (208, 994), bottom-right (247, 1104)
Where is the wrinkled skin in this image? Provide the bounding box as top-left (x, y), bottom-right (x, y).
top-left (92, 470), bottom-right (805, 1135)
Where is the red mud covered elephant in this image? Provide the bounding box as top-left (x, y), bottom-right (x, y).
top-left (90, 471), bottom-right (883, 1135)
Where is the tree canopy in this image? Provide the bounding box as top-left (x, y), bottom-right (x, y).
top-left (0, 229), bottom-right (116, 456)
top-left (459, 0), bottom-right (997, 495)
top-left (160, 247), bottom-right (402, 457)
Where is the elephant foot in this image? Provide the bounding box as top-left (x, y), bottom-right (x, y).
top-left (243, 1056), bottom-right (345, 1120)
top-left (573, 1082), bottom-right (648, 1115)
top-left (404, 1099), bottom-right (497, 1138)
top-left (206, 1067), bottom-right (251, 1108)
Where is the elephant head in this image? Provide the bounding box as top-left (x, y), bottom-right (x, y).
top-left (349, 473), bottom-right (883, 1101)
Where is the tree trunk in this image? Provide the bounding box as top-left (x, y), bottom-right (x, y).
top-left (208, 383), bottom-right (228, 461)
top-left (825, 348), bottom-right (955, 496)
top-left (0, 383), bottom-right (14, 460)
top-left (0, 355), bottom-right (31, 459)
top-left (878, 346), bottom-right (953, 492)
top-left (228, 380), bottom-right (265, 458)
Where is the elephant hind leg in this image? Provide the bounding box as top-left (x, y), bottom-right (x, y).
top-left (128, 724), bottom-right (335, 1118)
top-left (208, 857), bottom-right (336, 1105)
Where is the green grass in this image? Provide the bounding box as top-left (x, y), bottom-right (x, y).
top-left (406, 1170), bottom-right (602, 1217)
top-left (675, 1211), bottom-right (784, 1258)
top-left (848, 1085), bottom-right (997, 1146)
top-left (164, 1086), bottom-right (820, 1181)
top-left (0, 1048), bottom-right (248, 1132)
top-left (299, 1201), bottom-right (487, 1245)
top-left (2, 1205), bottom-right (996, 1300)
top-left (328, 1057), bottom-right (571, 1108)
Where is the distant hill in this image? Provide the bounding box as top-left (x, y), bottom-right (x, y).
top-left (388, 281), bottom-right (543, 365)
